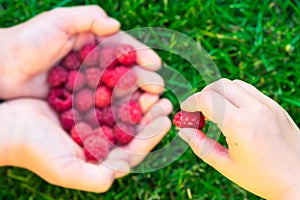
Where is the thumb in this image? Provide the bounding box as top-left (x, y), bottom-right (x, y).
top-left (178, 128), bottom-right (231, 172)
top-left (48, 5), bottom-right (120, 36)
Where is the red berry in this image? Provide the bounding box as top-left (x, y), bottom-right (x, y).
top-left (60, 109), bottom-right (81, 131)
top-left (83, 134), bottom-right (109, 162)
top-left (114, 122), bottom-right (136, 145)
top-left (85, 67), bottom-right (102, 88)
top-left (79, 44), bottom-right (100, 67)
top-left (65, 71), bottom-right (85, 91)
top-left (102, 66), bottom-right (136, 88)
top-left (84, 108), bottom-right (102, 127)
top-left (48, 66), bottom-right (68, 87)
top-left (98, 106), bottom-right (115, 127)
top-left (101, 125), bottom-right (116, 146)
top-left (48, 88), bottom-right (72, 112)
top-left (95, 85), bottom-right (112, 108)
top-left (129, 90), bottom-right (142, 102)
top-left (173, 111), bottom-right (206, 130)
top-left (114, 44), bottom-right (136, 65)
top-left (62, 52), bottom-right (81, 70)
top-left (99, 46), bottom-right (118, 69)
top-left (74, 89), bottom-right (94, 113)
top-left (70, 122), bottom-right (93, 146)
top-left (118, 101), bottom-right (142, 124)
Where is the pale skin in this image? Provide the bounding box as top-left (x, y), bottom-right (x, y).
top-left (0, 5), bottom-right (172, 192)
top-left (0, 5), bottom-right (299, 199)
top-left (179, 78), bottom-right (300, 199)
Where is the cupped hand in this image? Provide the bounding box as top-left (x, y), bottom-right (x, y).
top-left (0, 97), bottom-right (172, 192)
top-left (178, 78), bottom-right (300, 199)
top-left (0, 5), bottom-right (120, 99)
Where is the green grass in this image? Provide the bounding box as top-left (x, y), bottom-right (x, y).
top-left (0, 0), bottom-right (299, 199)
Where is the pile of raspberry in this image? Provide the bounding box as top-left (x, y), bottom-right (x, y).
top-left (47, 43), bottom-right (143, 163)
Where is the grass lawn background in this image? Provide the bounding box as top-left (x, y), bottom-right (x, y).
top-left (0, 0), bottom-right (299, 199)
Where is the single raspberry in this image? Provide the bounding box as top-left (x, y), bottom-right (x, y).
top-left (83, 134), bottom-right (109, 162)
top-left (129, 90), bottom-right (142, 102)
top-left (102, 66), bottom-right (136, 88)
top-left (47, 66), bottom-right (68, 87)
top-left (85, 67), bottom-right (102, 89)
top-left (95, 85), bottom-right (112, 108)
top-left (48, 88), bottom-right (72, 112)
top-left (84, 108), bottom-right (102, 127)
top-left (74, 89), bottom-right (94, 113)
top-left (65, 70), bottom-right (85, 91)
top-left (79, 44), bottom-right (100, 67)
top-left (62, 52), bottom-right (81, 70)
top-left (114, 44), bottom-right (136, 65)
top-left (98, 106), bottom-right (115, 127)
top-left (60, 109), bottom-right (81, 131)
top-left (101, 125), bottom-right (116, 146)
top-left (173, 111), bottom-right (206, 130)
top-left (114, 122), bottom-right (136, 145)
top-left (99, 46), bottom-right (118, 69)
top-left (115, 67), bottom-right (137, 89)
top-left (117, 101), bottom-right (142, 124)
top-left (70, 122), bottom-right (93, 146)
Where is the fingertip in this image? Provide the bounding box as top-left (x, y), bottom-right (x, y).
top-left (180, 92), bottom-right (202, 112)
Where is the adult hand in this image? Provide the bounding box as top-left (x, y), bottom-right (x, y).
top-left (178, 78), bottom-right (300, 199)
top-left (0, 98), bottom-right (172, 192)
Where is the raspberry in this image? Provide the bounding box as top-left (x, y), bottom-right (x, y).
top-left (84, 108), bottom-right (102, 127)
top-left (129, 90), bottom-right (142, 102)
top-left (114, 122), bottom-right (136, 145)
top-left (48, 88), bottom-right (72, 112)
top-left (60, 109), bottom-right (81, 131)
top-left (173, 111), bottom-right (206, 130)
top-left (70, 122), bottom-right (93, 146)
top-left (95, 85), bottom-right (112, 108)
top-left (62, 52), bottom-right (81, 70)
top-left (114, 44), bottom-right (136, 65)
top-left (74, 89), bottom-right (94, 113)
top-left (83, 134), bottom-right (109, 162)
top-left (48, 66), bottom-right (68, 87)
top-left (98, 106), bottom-right (115, 127)
top-left (102, 66), bottom-right (136, 88)
top-left (79, 44), bottom-right (100, 67)
top-left (99, 46), bottom-right (118, 69)
top-left (85, 67), bottom-right (102, 88)
top-left (101, 125), bottom-right (116, 146)
top-left (65, 71), bottom-right (85, 91)
top-left (117, 101), bottom-right (142, 124)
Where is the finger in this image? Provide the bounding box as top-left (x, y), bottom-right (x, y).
top-left (51, 157), bottom-right (116, 193)
top-left (181, 90), bottom-right (238, 132)
top-left (112, 67), bottom-right (165, 98)
top-left (140, 98), bottom-right (173, 126)
top-left (97, 31), bottom-right (161, 71)
top-left (73, 32), bottom-right (96, 51)
top-left (135, 67), bottom-right (165, 94)
top-left (202, 78), bottom-right (257, 108)
top-left (178, 128), bottom-right (231, 174)
top-left (138, 93), bottom-right (159, 113)
top-left (108, 117), bottom-right (171, 167)
top-left (126, 116), bottom-right (171, 167)
top-left (48, 5), bottom-right (120, 36)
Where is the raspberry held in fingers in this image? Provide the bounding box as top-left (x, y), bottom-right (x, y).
top-left (173, 111), bottom-right (206, 130)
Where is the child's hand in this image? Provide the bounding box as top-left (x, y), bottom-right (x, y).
top-left (0, 98), bottom-right (172, 192)
top-left (0, 5), bottom-right (163, 99)
top-left (178, 78), bottom-right (300, 199)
